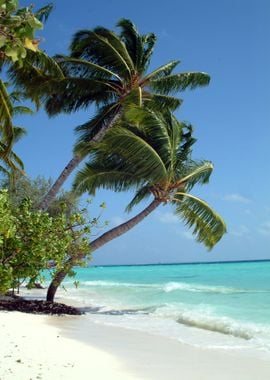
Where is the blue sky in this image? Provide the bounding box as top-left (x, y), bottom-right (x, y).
top-left (15, 0), bottom-right (270, 265)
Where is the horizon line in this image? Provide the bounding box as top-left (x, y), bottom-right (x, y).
top-left (90, 258), bottom-right (270, 268)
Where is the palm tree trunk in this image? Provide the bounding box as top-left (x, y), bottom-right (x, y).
top-left (46, 198), bottom-right (161, 302)
top-left (39, 112), bottom-right (121, 211)
top-left (90, 199), bottom-right (161, 252)
top-left (39, 154), bottom-right (82, 211)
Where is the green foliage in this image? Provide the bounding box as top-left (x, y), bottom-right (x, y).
top-left (0, 82), bottom-right (32, 172)
top-left (0, 0), bottom-right (47, 65)
top-left (1, 174), bottom-right (79, 217)
top-left (0, 189), bottom-right (92, 295)
top-left (74, 109), bottom-right (226, 250)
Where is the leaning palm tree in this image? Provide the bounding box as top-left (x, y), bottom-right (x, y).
top-left (46, 108), bottom-right (226, 302)
top-left (11, 19), bottom-right (211, 211)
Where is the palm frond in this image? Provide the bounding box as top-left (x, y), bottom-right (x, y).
top-left (0, 80), bottom-right (13, 154)
top-left (74, 103), bottom-right (120, 154)
top-left (125, 186), bottom-right (152, 212)
top-left (98, 127), bottom-right (168, 182)
top-left (55, 56), bottom-right (122, 81)
top-left (173, 192), bottom-right (226, 249)
top-left (117, 18), bottom-right (144, 72)
top-left (117, 18), bottom-right (156, 74)
top-left (176, 124), bottom-right (196, 164)
top-left (176, 161), bottom-right (213, 190)
top-left (13, 106), bottom-right (34, 116)
top-left (70, 29), bottom-right (133, 79)
top-left (35, 3), bottom-right (54, 23)
top-left (141, 33), bottom-right (156, 71)
top-left (145, 94), bottom-right (182, 112)
top-left (12, 126), bottom-right (27, 143)
top-left (142, 60), bottom-right (180, 82)
top-left (0, 141), bottom-right (24, 172)
top-left (73, 162), bottom-right (144, 195)
top-left (124, 106), bottom-right (172, 168)
top-left (0, 163), bottom-right (9, 177)
top-left (44, 77), bottom-right (117, 115)
top-left (94, 27), bottom-right (135, 73)
top-left (149, 72), bottom-right (211, 95)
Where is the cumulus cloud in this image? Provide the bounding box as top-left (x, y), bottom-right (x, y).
top-left (222, 193), bottom-right (251, 204)
top-left (231, 225), bottom-right (250, 237)
top-left (157, 212), bottom-right (178, 224)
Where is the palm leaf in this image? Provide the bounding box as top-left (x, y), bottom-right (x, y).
top-left (94, 27), bottom-right (135, 74)
top-left (73, 162), bottom-right (144, 195)
top-left (173, 192), bottom-right (226, 249)
top-left (141, 60), bottom-right (180, 82)
top-left (116, 18), bottom-right (156, 74)
top-left (98, 127), bottom-right (168, 182)
top-left (141, 33), bottom-right (156, 72)
top-left (125, 186), bottom-right (152, 212)
top-left (176, 161), bottom-right (213, 190)
top-left (145, 94), bottom-right (182, 112)
top-left (70, 30), bottom-right (133, 78)
top-left (12, 126), bottom-right (27, 143)
top-left (0, 80), bottom-right (13, 155)
top-left (35, 3), bottom-right (54, 23)
top-left (124, 107), bottom-right (176, 169)
top-left (13, 106), bottom-right (34, 116)
top-left (74, 103), bottom-right (120, 154)
top-left (55, 56), bottom-right (122, 81)
top-left (149, 72), bottom-right (210, 94)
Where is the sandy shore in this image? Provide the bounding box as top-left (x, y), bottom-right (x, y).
top-left (1, 310), bottom-right (270, 380)
top-left (0, 311), bottom-right (137, 380)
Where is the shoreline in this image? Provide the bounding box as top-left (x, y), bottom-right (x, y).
top-left (1, 309), bottom-right (270, 380)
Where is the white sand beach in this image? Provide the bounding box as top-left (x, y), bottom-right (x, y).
top-left (1, 310), bottom-right (270, 380)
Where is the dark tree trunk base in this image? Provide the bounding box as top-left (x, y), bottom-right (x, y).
top-left (0, 297), bottom-right (82, 315)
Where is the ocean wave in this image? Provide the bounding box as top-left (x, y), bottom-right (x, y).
top-left (81, 280), bottom-right (157, 288)
top-left (80, 280), bottom-right (267, 295)
top-left (176, 314), bottom-right (253, 339)
top-left (162, 282), bottom-right (247, 294)
top-left (153, 304), bottom-right (270, 341)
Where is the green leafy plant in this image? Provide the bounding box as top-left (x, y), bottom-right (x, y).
top-left (0, 0), bottom-right (52, 64)
top-left (0, 189), bottom-right (93, 295)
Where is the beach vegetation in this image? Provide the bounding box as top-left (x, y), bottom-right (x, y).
top-left (0, 188), bottom-right (92, 295)
top-left (0, 1), bottom-right (52, 163)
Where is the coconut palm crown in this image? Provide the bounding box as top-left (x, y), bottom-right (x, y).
top-left (45, 108), bottom-right (226, 302)
top-left (74, 108), bottom-right (226, 250)
top-left (10, 19), bottom-right (211, 210)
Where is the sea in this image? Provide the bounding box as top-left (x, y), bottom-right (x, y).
top-left (54, 261), bottom-right (270, 354)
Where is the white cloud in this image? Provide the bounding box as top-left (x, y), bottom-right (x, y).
top-left (157, 212), bottom-right (178, 224)
top-left (222, 193), bottom-right (251, 204)
top-left (231, 225), bottom-right (250, 237)
top-left (258, 222), bottom-right (270, 236)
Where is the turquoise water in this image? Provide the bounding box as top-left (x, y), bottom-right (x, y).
top-left (59, 261), bottom-right (270, 352)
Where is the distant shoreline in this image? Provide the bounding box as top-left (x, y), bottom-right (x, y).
top-left (91, 258), bottom-right (270, 268)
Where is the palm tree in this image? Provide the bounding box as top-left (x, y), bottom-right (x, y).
top-left (46, 108), bottom-right (226, 302)
top-left (0, 86), bottom-right (33, 175)
top-left (11, 19), bottom-right (211, 211)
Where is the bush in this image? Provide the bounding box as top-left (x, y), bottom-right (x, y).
top-left (0, 190), bottom-right (91, 294)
